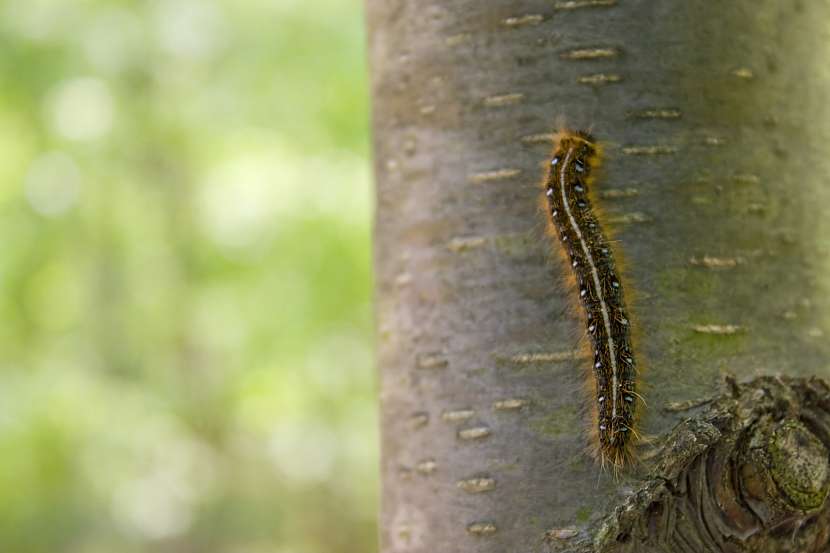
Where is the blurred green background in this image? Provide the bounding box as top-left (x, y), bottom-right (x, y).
top-left (0, 0), bottom-right (375, 552)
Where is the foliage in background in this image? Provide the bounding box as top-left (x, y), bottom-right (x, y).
top-left (0, 0), bottom-right (375, 551)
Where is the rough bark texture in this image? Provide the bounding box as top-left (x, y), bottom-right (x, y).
top-left (369, 1), bottom-right (830, 552)
top-left (590, 376), bottom-right (830, 553)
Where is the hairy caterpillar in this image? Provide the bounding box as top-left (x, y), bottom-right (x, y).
top-left (541, 130), bottom-right (640, 468)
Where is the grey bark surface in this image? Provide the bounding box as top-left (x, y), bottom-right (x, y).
top-left (368, 1), bottom-right (830, 552)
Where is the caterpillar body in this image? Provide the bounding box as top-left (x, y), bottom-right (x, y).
top-left (542, 130), bottom-right (640, 468)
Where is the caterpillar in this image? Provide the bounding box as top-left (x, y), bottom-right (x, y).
top-left (541, 130), bottom-right (640, 468)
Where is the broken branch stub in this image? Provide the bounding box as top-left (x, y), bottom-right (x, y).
top-left (586, 376), bottom-right (830, 553)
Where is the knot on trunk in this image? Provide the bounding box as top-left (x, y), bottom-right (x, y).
top-left (591, 376), bottom-right (830, 553)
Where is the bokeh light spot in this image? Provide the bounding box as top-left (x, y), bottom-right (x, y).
top-left (46, 77), bottom-right (114, 141)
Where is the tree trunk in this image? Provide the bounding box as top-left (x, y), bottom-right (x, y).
top-left (368, 1), bottom-right (830, 552)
